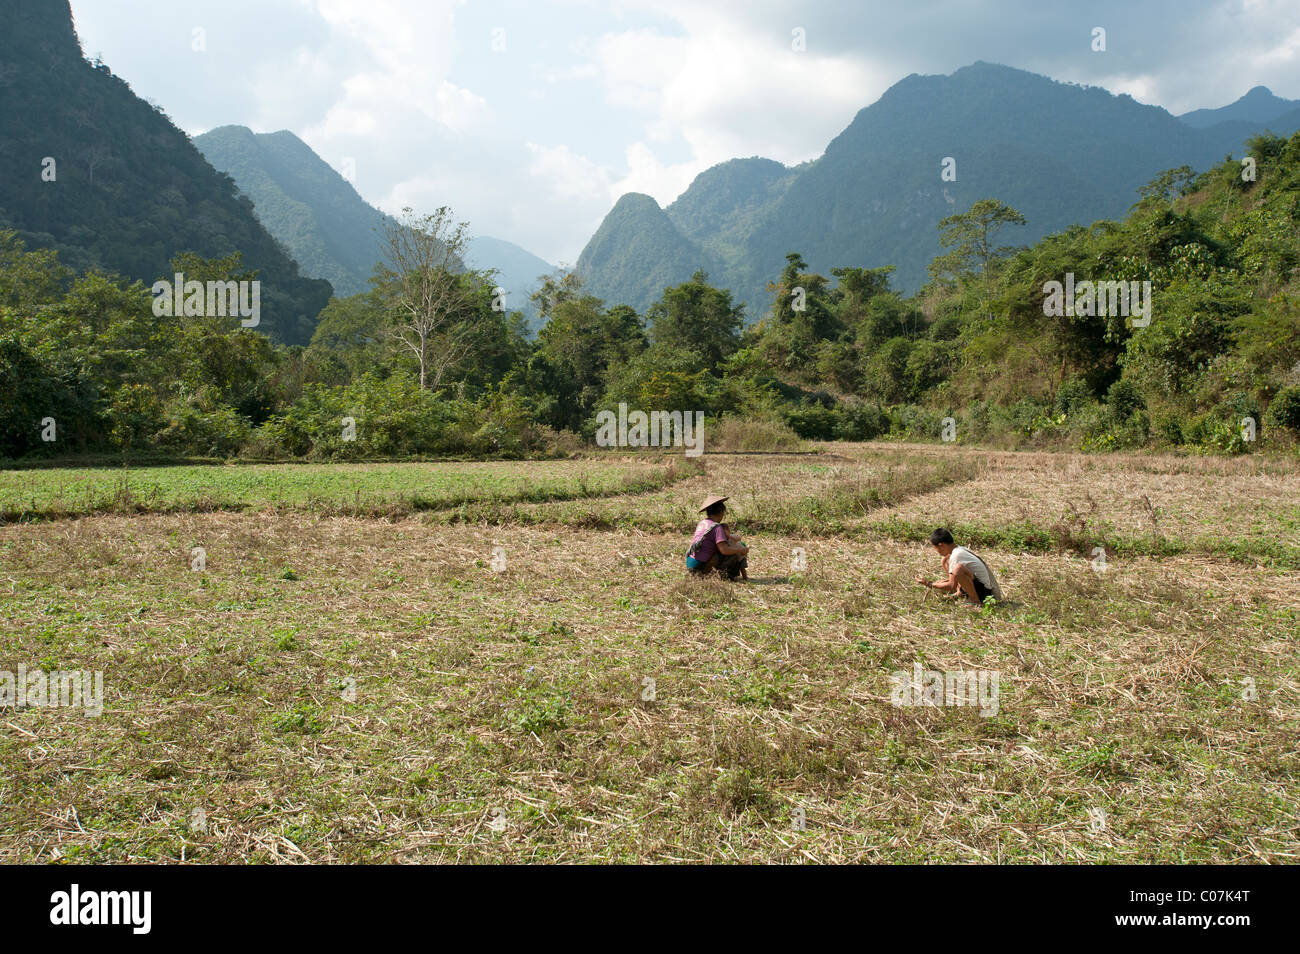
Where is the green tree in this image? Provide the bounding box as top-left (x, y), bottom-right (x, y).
top-left (307, 291), bottom-right (389, 383)
top-left (831, 265), bottom-right (895, 308)
top-left (1134, 166), bottom-right (1196, 207)
top-left (525, 294), bottom-right (646, 430)
top-left (758, 253), bottom-right (841, 377)
top-left (0, 231), bottom-right (69, 308)
top-left (0, 333), bottom-right (95, 458)
top-left (106, 383), bottom-right (165, 458)
top-left (647, 270), bottom-right (744, 369)
top-left (530, 270), bottom-right (587, 326)
top-left (601, 344), bottom-right (715, 416)
top-left (928, 199), bottom-right (1027, 314)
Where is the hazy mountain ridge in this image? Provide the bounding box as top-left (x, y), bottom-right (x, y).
top-left (665, 157), bottom-right (798, 260)
top-left (195, 125), bottom-right (393, 298)
top-left (464, 234), bottom-right (555, 330)
top-left (196, 125), bottom-right (554, 329)
top-left (1179, 85), bottom-right (1300, 128)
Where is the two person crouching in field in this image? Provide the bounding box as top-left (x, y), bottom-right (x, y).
top-left (685, 496), bottom-right (1000, 606)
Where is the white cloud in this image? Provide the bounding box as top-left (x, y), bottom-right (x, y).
top-left (526, 143), bottom-right (611, 203)
top-left (1259, 25), bottom-right (1300, 64)
top-left (302, 0), bottom-right (486, 137)
top-left (611, 141), bottom-right (705, 208)
top-left (591, 10), bottom-right (890, 183)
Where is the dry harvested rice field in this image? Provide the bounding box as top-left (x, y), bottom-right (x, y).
top-left (1, 443), bottom-right (1297, 863)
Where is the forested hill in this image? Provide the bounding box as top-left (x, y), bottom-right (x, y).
top-left (194, 125), bottom-right (394, 299)
top-left (575, 192), bottom-right (721, 312)
top-left (577, 62), bottom-right (1300, 316)
top-left (195, 125), bottom-right (556, 330)
top-left (0, 0), bottom-right (332, 345)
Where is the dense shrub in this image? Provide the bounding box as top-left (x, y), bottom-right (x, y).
top-left (1055, 377), bottom-right (1094, 415)
top-left (157, 402), bottom-right (252, 458)
top-left (862, 337), bottom-right (915, 404)
top-left (1152, 409), bottom-right (1185, 446)
top-left (1105, 378), bottom-right (1146, 420)
top-left (888, 404), bottom-right (945, 440)
top-left (106, 384), bottom-right (166, 454)
top-left (0, 334), bottom-right (97, 459)
top-left (782, 401), bottom-right (839, 440)
top-left (1265, 386), bottom-right (1300, 435)
top-left (250, 373), bottom-right (556, 460)
top-left (833, 399), bottom-right (890, 441)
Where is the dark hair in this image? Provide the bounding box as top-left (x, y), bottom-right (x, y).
top-left (929, 528), bottom-right (954, 546)
top-left (705, 502), bottom-right (726, 519)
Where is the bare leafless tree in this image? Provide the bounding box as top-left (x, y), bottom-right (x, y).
top-left (85, 141), bottom-right (112, 187)
top-left (378, 206), bottom-right (475, 390)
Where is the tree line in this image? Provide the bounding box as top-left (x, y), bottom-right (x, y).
top-left (3, 132), bottom-right (1299, 463)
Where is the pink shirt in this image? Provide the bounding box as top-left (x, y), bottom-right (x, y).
top-left (690, 519), bottom-right (729, 563)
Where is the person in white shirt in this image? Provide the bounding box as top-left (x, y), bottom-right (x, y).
top-left (915, 528), bottom-right (1003, 606)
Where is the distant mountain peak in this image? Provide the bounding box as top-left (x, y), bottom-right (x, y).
top-left (951, 60), bottom-right (1019, 75)
top-left (576, 187), bottom-right (717, 310)
top-left (1179, 85), bottom-right (1300, 129)
top-left (612, 192), bottom-right (663, 212)
top-left (205, 123), bottom-right (257, 141)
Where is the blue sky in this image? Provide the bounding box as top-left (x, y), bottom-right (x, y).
top-left (69, 0), bottom-right (1300, 265)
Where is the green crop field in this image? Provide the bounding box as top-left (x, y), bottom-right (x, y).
top-left (0, 458), bottom-right (693, 520)
top-left (1, 444), bottom-right (1297, 863)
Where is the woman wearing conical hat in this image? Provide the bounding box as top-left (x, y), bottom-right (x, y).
top-left (685, 494), bottom-right (749, 581)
